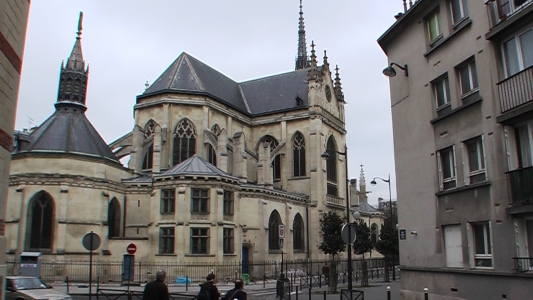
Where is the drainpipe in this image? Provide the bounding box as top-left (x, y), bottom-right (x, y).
top-left (123, 196), bottom-right (127, 237)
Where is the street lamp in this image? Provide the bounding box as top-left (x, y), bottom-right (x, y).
top-left (321, 143), bottom-right (353, 291)
top-left (370, 174), bottom-right (395, 281)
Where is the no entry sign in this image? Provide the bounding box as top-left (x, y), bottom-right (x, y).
top-left (126, 243), bottom-right (137, 255)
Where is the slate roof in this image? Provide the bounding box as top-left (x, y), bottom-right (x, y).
top-left (141, 52), bottom-right (309, 116)
top-left (358, 202), bottom-right (381, 214)
top-left (15, 105), bottom-right (119, 163)
top-left (158, 154), bottom-right (239, 180)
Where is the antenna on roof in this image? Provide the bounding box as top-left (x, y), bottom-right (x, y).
top-left (145, 80), bottom-right (150, 90)
top-left (27, 116), bottom-right (34, 128)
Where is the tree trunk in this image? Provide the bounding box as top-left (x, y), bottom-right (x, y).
top-left (361, 254), bottom-right (369, 287)
top-left (329, 255), bottom-right (338, 293)
top-left (384, 258), bottom-right (390, 282)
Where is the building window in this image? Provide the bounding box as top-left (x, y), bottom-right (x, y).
top-left (444, 225), bottom-right (463, 268)
top-left (268, 210), bottom-right (282, 250)
top-left (208, 144), bottom-right (217, 166)
top-left (259, 135), bottom-right (281, 181)
top-left (142, 120), bottom-right (156, 170)
top-left (293, 213), bottom-right (305, 252)
top-left (27, 191), bottom-right (54, 250)
top-left (173, 119), bottom-right (196, 165)
top-left (458, 60), bottom-right (478, 96)
top-left (191, 228), bottom-right (209, 254)
top-left (326, 136), bottom-right (338, 196)
top-left (503, 27), bottom-right (533, 77)
top-left (438, 146), bottom-right (456, 190)
top-left (191, 188), bottom-right (209, 214)
top-left (526, 220), bottom-right (533, 270)
top-left (463, 136), bottom-right (486, 184)
top-left (427, 10), bottom-right (442, 43)
top-left (211, 124), bottom-right (221, 136)
top-left (516, 121), bottom-right (533, 168)
top-left (223, 228), bottom-right (234, 254)
top-left (472, 222), bottom-right (492, 267)
top-left (159, 227), bottom-right (175, 254)
top-left (223, 191), bottom-right (234, 215)
top-left (108, 198), bottom-right (121, 238)
top-left (434, 76), bottom-right (451, 109)
top-left (160, 189), bottom-right (175, 214)
top-left (142, 143), bottom-right (154, 170)
top-left (293, 132), bottom-right (306, 177)
top-left (450, 0), bottom-right (468, 25)
top-left (371, 223), bottom-right (378, 247)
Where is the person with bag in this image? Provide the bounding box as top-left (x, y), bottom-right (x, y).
top-left (198, 273), bottom-right (220, 300)
top-left (222, 279), bottom-right (246, 300)
top-left (142, 269), bottom-right (170, 300)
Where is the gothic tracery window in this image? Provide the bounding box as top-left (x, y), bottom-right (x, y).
top-left (260, 135), bottom-right (281, 181)
top-left (108, 198), bottom-right (121, 238)
top-left (211, 124), bottom-right (221, 136)
top-left (293, 132), bottom-right (306, 177)
top-left (293, 213), bottom-right (305, 251)
top-left (268, 210), bottom-right (282, 250)
top-left (27, 191), bottom-right (54, 250)
top-left (326, 136), bottom-right (338, 196)
top-left (142, 120), bottom-right (156, 170)
top-left (173, 119), bottom-right (196, 165)
top-left (208, 144), bottom-right (217, 166)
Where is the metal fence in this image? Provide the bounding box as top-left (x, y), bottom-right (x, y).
top-left (6, 257), bottom-right (394, 285)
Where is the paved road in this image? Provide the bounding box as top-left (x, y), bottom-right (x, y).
top-left (63, 280), bottom-right (400, 300)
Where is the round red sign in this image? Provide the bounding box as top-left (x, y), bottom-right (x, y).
top-left (126, 243), bottom-right (137, 254)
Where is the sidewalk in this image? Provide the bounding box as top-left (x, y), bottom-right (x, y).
top-left (52, 279), bottom-right (400, 300)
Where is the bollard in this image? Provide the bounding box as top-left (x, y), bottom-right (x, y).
top-left (323, 290), bottom-right (326, 300)
top-left (186, 276), bottom-right (189, 291)
top-left (296, 286), bottom-right (299, 300)
top-left (308, 281), bottom-right (312, 300)
top-left (65, 276), bottom-right (70, 294)
top-left (264, 273), bottom-right (266, 289)
top-left (387, 286), bottom-right (391, 300)
top-left (299, 277), bottom-right (302, 291)
top-left (319, 274), bottom-right (321, 288)
top-left (424, 287), bottom-right (429, 300)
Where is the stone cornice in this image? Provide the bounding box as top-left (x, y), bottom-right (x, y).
top-left (9, 173), bottom-right (132, 194)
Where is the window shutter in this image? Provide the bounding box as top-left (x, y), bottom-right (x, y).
top-left (461, 143), bottom-right (468, 185)
top-left (452, 145), bottom-right (457, 179)
top-left (497, 0), bottom-right (510, 20)
top-left (481, 135), bottom-right (487, 179)
top-left (437, 151), bottom-right (443, 191)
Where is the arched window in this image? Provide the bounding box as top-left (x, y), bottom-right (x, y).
top-left (142, 120), bottom-right (156, 170)
top-left (26, 191), bottom-right (54, 250)
top-left (326, 136), bottom-right (338, 196)
top-left (259, 135), bottom-right (281, 181)
top-left (371, 223), bottom-right (378, 247)
top-left (293, 213), bottom-right (305, 251)
top-left (293, 132), bottom-right (306, 177)
top-left (268, 210), bottom-right (282, 250)
top-left (108, 198), bottom-right (121, 238)
top-left (208, 144), bottom-right (217, 166)
top-left (173, 119), bottom-right (196, 165)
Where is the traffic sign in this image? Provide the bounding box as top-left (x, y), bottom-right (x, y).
top-left (341, 223), bottom-right (357, 244)
top-left (126, 243), bottom-right (137, 255)
top-left (279, 224), bottom-right (285, 239)
top-left (82, 232), bottom-right (101, 251)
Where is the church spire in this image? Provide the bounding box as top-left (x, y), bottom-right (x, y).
top-left (57, 12), bottom-right (89, 109)
top-left (295, 0), bottom-right (310, 70)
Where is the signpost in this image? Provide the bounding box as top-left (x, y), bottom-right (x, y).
top-left (341, 223), bottom-right (357, 244)
top-left (127, 243), bottom-right (137, 255)
top-left (124, 243), bottom-right (136, 294)
top-left (82, 231), bottom-right (101, 300)
top-left (279, 224), bottom-right (285, 278)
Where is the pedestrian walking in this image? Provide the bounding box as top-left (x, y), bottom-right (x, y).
top-left (142, 269), bottom-right (169, 300)
top-left (222, 279), bottom-right (247, 300)
top-left (198, 273), bottom-right (220, 300)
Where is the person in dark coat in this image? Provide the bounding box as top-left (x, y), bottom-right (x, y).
top-left (222, 279), bottom-right (247, 300)
top-left (206, 273), bottom-right (220, 300)
top-left (142, 269), bottom-right (169, 300)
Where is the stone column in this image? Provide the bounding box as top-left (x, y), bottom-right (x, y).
top-left (232, 132), bottom-right (248, 183)
top-left (217, 130), bottom-right (228, 173)
top-left (129, 125), bottom-right (144, 173)
top-left (56, 186), bottom-right (69, 253)
top-left (153, 126), bottom-right (162, 173)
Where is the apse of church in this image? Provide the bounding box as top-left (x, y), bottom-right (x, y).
top-left (7, 2), bottom-right (350, 264)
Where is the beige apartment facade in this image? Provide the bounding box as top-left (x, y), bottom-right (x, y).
top-left (0, 0), bottom-right (30, 298)
top-left (379, 0), bottom-right (533, 299)
top-left (5, 5), bottom-right (360, 280)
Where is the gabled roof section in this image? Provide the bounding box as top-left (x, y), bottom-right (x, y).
top-left (158, 154), bottom-right (239, 180)
top-left (239, 68), bottom-right (309, 115)
top-left (358, 202), bottom-right (381, 214)
top-left (143, 52), bottom-right (249, 113)
top-left (15, 106), bottom-right (119, 162)
top-left (141, 52), bottom-right (311, 116)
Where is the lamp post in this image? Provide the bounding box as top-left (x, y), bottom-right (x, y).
top-left (321, 143), bottom-right (353, 291)
top-left (370, 174), bottom-right (395, 281)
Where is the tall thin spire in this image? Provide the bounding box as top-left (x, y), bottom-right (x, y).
top-left (57, 11), bottom-right (89, 108)
top-left (295, 0), bottom-right (310, 70)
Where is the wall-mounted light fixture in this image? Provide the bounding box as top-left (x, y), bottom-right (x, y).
top-left (383, 62), bottom-right (408, 77)
top-left (411, 230), bottom-right (418, 235)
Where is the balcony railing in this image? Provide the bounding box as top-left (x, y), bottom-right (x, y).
top-left (512, 257), bottom-right (533, 272)
top-left (507, 166), bottom-right (533, 205)
top-left (491, 0), bottom-right (533, 23)
top-left (498, 65), bottom-right (533, 113)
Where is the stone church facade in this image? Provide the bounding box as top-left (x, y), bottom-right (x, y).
top-left (6, 5), bottom-right (354, 268)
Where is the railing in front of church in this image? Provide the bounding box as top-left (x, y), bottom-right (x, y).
top-left (6, 257), bottom-right (395, 285)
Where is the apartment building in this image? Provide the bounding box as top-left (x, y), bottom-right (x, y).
top-left (378, 0), bottom-right (533, 299)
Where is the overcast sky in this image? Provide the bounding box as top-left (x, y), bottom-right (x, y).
top-left (15, 0), bottom-right (405, 205)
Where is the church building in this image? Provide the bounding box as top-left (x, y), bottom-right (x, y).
top-left (7, 3), bottom-right (352, 277)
